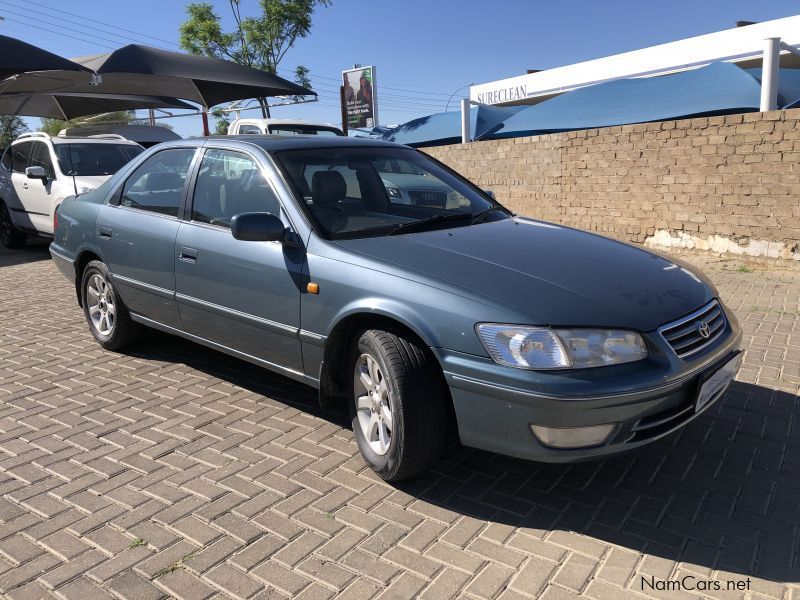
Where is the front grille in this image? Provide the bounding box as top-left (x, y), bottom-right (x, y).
top-left (408, 190), bottom-right (448, 207)
top-left (659, 300), bottom-right (726, 359)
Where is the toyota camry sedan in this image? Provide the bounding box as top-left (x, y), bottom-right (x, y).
top-left (49, 135), bottom-right (742, 481)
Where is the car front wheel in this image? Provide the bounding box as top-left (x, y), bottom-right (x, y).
top-left (81, 260), bottom-right (142, 350)
top-left (350, 328), bottom-right (447, 481)
top-left (0, 199), bottom-right (26, 249)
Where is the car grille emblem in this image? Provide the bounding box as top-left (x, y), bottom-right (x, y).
top-left (697, 321), bottom-right (711, 339)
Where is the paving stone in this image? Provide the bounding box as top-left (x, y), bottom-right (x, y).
top-left (5, 580), bottom-right (60, 600)
top-left (38, 550), bottom-right (106, 590)
top-left (229, 535), bottom-right (284, 571)
top-left (341, 549), bottom-right (400, 585)
top-left (153, 569), bottom-right (215, 600)
top-left (53, 575), bottom-right (114, 600)
top-left (0, 250), bottom-right (797, 600)
top-left (107, 571), bottom-right (167, 600)
top-left (465, 563), bottom-right (515, 599)
top-left (295, 557), bottom-right (355, 591)
top-left (204, 563), bottom-right (262, 599)
top-left (40, 531), bottom-right (92, 561)
top-left (251, 560), bottom-right (311, 596)
top-left (87, 546), bottom-right (152, 583)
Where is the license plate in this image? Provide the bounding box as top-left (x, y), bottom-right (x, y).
top-left (696, 353), bottom-right (741, 413)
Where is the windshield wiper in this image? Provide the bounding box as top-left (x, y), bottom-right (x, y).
top-left (387, 212), bottom-right (472, 236)
top-left (471, 205), bottom-right (511, 224)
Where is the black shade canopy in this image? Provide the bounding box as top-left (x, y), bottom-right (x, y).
top-left (0, 93), bottom-right (195, 120)
top-left (70, 44), bottom-right (314, 108)
top-left (0, 35), bottom-right (93, 80)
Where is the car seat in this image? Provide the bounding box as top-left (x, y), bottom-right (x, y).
top-left (311, 170), bottom-right (348, 232)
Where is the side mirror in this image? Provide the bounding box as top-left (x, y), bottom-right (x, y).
top-left (26, 166), bottom-right (48, 182)
top-left (231, 212), bottom-right (286, 242)
top-left (483, 189), bottom-right (496, 199)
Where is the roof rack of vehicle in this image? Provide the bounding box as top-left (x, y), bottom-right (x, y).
top-left (54, 132), bottom-right (130, 141)
top-left (86, 134), bottom-right (129, 141)
top-left (16, 132), bottom-right (50, 140)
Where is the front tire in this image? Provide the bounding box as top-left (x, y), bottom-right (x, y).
top-left (349, 329), bottom-right (447, 481)
top-left (81, 260), bottom-right (142, 350)
top-left (0, 199), bottom-right (26, 249)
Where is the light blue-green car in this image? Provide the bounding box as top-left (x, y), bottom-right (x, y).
top-left (50, 135), bottom-right (741, 481)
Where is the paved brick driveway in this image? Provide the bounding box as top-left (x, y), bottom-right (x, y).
top-left (0, 242), bottom-right (798, 600)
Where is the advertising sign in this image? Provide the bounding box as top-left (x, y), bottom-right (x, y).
top-left (342, 66), bottom-right (378, 129)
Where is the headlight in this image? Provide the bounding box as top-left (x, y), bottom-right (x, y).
top-left (386, 186), bottom-right (402, 199)
top-left (476, 324), bottom-right (647, 369)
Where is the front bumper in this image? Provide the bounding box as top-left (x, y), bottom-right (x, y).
top-left (436, 307), bottom-right (742, 463)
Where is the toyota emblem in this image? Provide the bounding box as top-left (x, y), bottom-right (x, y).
top-left (697, 321), bottom-right (710, 339)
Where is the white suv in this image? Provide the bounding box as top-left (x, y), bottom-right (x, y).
top-left (0, 132), bottom-right (143, 248)
top-left (228, 118), bottom-right (344, 137)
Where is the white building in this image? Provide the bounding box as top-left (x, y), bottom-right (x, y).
top-left (470, 15), bottom-right (800, 112)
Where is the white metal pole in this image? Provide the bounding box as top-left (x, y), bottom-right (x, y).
top-left (760, 37), bottom-right (781, 112)
top-left (461, 98), bottom-right (471, 144)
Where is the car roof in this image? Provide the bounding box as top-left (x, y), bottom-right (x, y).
top-left (204, 134), bottom-right (404, 152)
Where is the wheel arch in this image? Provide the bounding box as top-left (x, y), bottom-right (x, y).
top-left (73, 248), bottom-right (104, 307)
top-left (318, 307), bottom-right (449, 413)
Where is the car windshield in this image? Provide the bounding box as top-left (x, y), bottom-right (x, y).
top-left (269, 125), bottom-right (343, 136)
top-left (274, 146), bottom-right (508, 239)
top-left (55, 143), bottom-right (144, 176)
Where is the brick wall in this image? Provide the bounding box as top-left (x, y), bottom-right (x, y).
top-left (424, 109), bottom-right (800, 260)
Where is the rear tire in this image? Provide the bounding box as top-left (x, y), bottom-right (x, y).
top-left (349, 328), bottom-right (447, 481)
top-left (0, 199), bottom-right (26, 249)
top-left (81, 260), bottom-right (142, 350)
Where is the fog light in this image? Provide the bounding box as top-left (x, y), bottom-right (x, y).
top-left (530, 423), bottom-right (615, 449)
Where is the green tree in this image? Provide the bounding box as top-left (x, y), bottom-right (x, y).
top-left (211, 107), bottom-right (231, 134)
top-left (0, 115), bottom-right (28, 148)
top-left (39, 111), bottom-right (136, 136)
top-left (179, 0), bottom-right (329, 125)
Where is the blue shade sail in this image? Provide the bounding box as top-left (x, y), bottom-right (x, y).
top-left (744, 67), bottom-right (800, 108)
top-left (349, 126), bottom-right (395, 138)
top-left (379, 104), bottom-right (524, 147)
top-left (485, 62), bottom-right (762, 140)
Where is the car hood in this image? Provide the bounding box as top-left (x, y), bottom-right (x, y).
top-left (334, 217), bottom-right (714, 331)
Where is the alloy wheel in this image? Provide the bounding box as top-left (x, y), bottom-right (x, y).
top-left (354, 353), bottom-right (394, 455)
top-left (86, 273), bottom-right (116, 336)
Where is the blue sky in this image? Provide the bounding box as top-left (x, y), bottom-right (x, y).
top-left (3, 0), bottom-right (799, 137)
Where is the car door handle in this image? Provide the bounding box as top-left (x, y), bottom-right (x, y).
top-left (179, 247), bottom-right (198, 263)
top-left (21, 182), bottom-right (28, 189)
top-left (98, 226), bottom-right (112, 239)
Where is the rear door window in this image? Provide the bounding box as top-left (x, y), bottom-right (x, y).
top-left (11, 142), bottom-right (31, 173)
top-left (120, 148), bottom-right (196, 217)
top-left (29, 142), bottom-right (55, 179)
